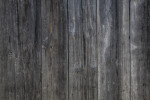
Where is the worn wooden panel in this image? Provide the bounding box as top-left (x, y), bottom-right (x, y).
top-left (41, 0), bottom-right (68, 100)
top-left (0, 0), bottom-right (42, 100)
top-left (41, 0), bottom-right (51, 100)
top-left (16, 0), bottom-right (42, 100)
top-left (97, 0), bottom-right (120, 100)
top-left (118, 0), bottom-right (130, 100)
top-left (68, 0), bottom-right (84, 100)
top-left (68, 0), bottom-right (97, 100)
top-left (0, 0), bottom-right (18, 100)
top-left (130, 0), bottom-right (150, 100)
top-left (1, 0), bottom-right (150, 100)
top-left (81, 0), bottom-right (98, 100)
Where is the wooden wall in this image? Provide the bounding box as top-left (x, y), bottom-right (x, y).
top-left (0, 0), bottom-right (150, 100)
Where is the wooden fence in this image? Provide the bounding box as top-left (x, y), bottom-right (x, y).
top-left (0, 0), bottom-right (150, 100)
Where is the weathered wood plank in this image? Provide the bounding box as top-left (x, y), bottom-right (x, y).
top-left (41, 0), bottom-right (68, 100)
top-left (81, 0), bottom-right (98, 100)
top-left (97, 0), bottom-right (120, 100)
top-left (0, 0), bottom-right (18, 100)
top-left (118, 0), bottom-right (130, 100)
top-left (15, 0), bottom-right (42, 100)
top-left (1, 0), bottom-right (150, 100)
top-left (68, 0), bottom-right (97, 100)
top-left (68, 0), bottom-right (84, 100)
top-left (130, 0), bottom-right (149, 100)
top-left (41, 0), bottom-right (51, 100)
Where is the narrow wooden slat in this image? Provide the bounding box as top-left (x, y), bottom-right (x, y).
top-left (130, 0), bottom-right (149, 100)
top-left (81, 0), bottom-right (98, 100)
top-left (41, 0), bottom-right (51, 99)
top-left (15, 0), bottom-right (42, 100)
top-left (68, 0), bottom-right (84, 100)
top-left (41, 0), bottom-right (68, 100)
top-left (118, 0), bottom-right (130, 100)
top-left (68, 0), bottom-right (98, 100)
top-left (0, 0), bottom-right (18, 100)
top-left (97, 0), bottom-right (120, 100)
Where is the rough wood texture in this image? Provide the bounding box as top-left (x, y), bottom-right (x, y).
top-left (0, 0), bottom-right (18, 100)
top-left (68, 0), bottom-right (83, 100)
top-left (97, 0), bottom-right (120, 100)
top-left (0, 0), bottom-right (150, 100)
top-left (130, 0), bottom-right (149, 100)
top-left (118, 0), bottom-right (130, 100)
top-left (41, 0), bottom-right (68, 100)
top-left (68, 0), bottom-right (97, 100)
top-left (0, 0), bottom-right (42, 100)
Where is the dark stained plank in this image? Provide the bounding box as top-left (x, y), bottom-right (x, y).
top-left (118, 0), bottom-right (130, 100)
top-left (147, 0), bottom-right (150, 99)
top-left (0, 0), bottom-right (18, 100)
top-left (68, 0), bottom-right (98, 100)
top-left (41, 0), bottom-right (68, 100)
top-left (15, 0), bottom-right (42, 100)
top-left (97, 0), bottom-right (120, 100)
top-left (130, 0), bottom-right (149, 100)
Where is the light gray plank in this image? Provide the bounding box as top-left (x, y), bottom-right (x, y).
top-left (69, 0), bottom-right (98, 100)
top-left (97, 0), bottom-right (120, 100)
top-left (82, 0), bottom-right (98, 100)
top-left (130, 0), bottom-right (149, 100)
top-left (118, 0), bottom-right (130, 100)
top-left (68, 0), bottom-right (83, 100)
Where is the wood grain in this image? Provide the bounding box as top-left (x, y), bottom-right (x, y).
top-left (0, 0), bottom-right (150, 100)
top-left (16, 0), bottom-right (42, 100)
top-left (68, 0), bottom-right (97, 100)
top-left (118, 0), bottom-right (130, 100)
top-left (130, 0), bottom-right (149, 100)
top-left (0, 0), bottom-right (18, 100)
top-left (41, 0), bottom-right (68, 100)
top-left (97, 0), bottom-right (120, 100)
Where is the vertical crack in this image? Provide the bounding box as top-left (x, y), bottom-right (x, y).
top-left (67, 0), bottom-right (69, 100)
top-left (129, 0), bottom-right (131, 100)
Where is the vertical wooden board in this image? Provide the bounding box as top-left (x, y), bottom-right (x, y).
top-left (68, 0), bottom-right (97, 100)
top-left (130, 0), bottom-right (148, 100)
top-left (68, 0), bottom-right (84, 100)
top-left (97, 0), bottom-right (119, 100)
top-left (41, 0), bottom-right (68, 100)
top-left (41, 0), bottom-right (51, 99)
top-left (0, 1), bottom-right (4, 98)
top-left (82, 0), bottom-right (98, 100)
top-left (118, 0), bottom-right (130, 100)
top-left (0, 0), bottom-right (7, 99)
top-left (0, 0), bottom-right (18, 100)
top-left (15, 0), bottom-right (42, 100)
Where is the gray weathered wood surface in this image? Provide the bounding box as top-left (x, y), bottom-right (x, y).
top-left (0, 0), bottom-right (150, 100)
